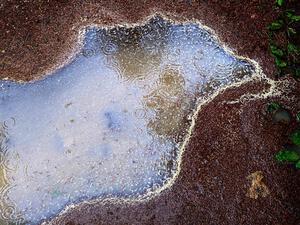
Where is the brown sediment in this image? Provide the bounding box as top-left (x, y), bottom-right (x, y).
top-left (0, 1), bottom-right (300, 225)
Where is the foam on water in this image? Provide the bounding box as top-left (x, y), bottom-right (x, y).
top-left (0, 16), bottom-right (255, 224)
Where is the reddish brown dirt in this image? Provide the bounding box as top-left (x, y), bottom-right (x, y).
top-left (0, 0), bottom-right (278, 81)
top-left (0, 1), bottom-right (299, 225)
top-left (48, 79), bottom-right (300, 225)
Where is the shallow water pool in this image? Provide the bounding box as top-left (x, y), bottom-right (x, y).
top-left (0, 16), bottom-right (255, 224)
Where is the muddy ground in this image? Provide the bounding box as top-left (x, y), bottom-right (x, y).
top-left (0, 1), bottom-right (299, 225)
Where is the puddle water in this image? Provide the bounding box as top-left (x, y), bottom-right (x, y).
top-left (0, 16), bottom-right (255, 224)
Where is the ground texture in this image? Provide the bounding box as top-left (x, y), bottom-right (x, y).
top-left (0, 1), bottom-right (299, 225)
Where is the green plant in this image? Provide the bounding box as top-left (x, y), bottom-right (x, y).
top-left (269, 102), bottom-right (300, 169)
top-left (275, 149), bottom-right (300, 169)
top-left (275, 150), bottom-right (300, 169)
top-left (276, 0), bottom-right (285, 7)
top-left (296, 160), bottom-right (300, 169)
top-left (268, 1), bottom-right (300, 78)
top-left (267, 102), bottom-right (281, 113)
top-left (290, 130), bottom-right (300, 146)
top-left (275, 150), bottom-right (300, 162)
top-left (296, 112), bottom-right (300, 122)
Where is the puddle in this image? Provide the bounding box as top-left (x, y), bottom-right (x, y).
top-left (0, 16), bottom-right (255, 224)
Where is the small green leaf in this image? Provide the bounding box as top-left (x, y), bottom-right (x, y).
top-left (286, 9), bottom-right (295, 14)
top-left (286, 11), bottom-right (295, 19)
top-left (276, 0), bottom-right (284, 6)
top-left (290, 130), bottom-right (300, 146)
top-left (276, 150), bottom-right (300, 162)
top-left (270, 45), bottom-right (284, 57)
top-left (275, 58), bottom-right (287, 68)
top-left (291, 15), bottom-right (300, 22)
top-left (268, 20), bottom-right (284, 30)
top-left (287, 43), bottom-right (299, 54)
top-left (296, 112), bottom-right (300, 122)
top-left (286, 10), bottom-right (300, 22)
top-left (296, 161), bottom-right (300, 169)
top-left (267, 102), bottom-right (281, 113)
top-left (288, 27), bottom-right (297, 35)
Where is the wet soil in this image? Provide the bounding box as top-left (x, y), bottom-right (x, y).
top-left (0, 1), bottom-right (299, 225)
top-left (49, 79), bottom-right (300, 225)
top-left (0, 0), bottom-right (278, 82)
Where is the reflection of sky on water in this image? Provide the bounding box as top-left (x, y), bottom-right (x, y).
top-left (0, 16), bottom-right (254, 224)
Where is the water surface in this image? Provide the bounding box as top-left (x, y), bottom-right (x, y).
top-left (0, 16), bottom-right (255, 224)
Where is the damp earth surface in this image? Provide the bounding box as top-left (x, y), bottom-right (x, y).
top-left (0, 16), bottom-right (255, 224)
